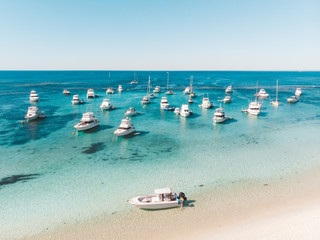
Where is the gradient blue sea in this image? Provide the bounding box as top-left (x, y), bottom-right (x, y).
top-left (1, 71), bottom-right (320, 238)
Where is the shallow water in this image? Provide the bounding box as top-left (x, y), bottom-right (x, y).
top-left (0, 71), bottom-right (320, 238)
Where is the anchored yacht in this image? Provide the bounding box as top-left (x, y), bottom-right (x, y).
top-left (295, 88), bottom-right (302, 97)
top-left (63, 90), bottom-right (70, 95)
top-left (255, 89), bottom-right (269, 98)
top-left (29, 90), bottom-right (40, 102)
top-left (125, 107), bottom-right (140, 116)
top-left (199, 95), bottom-right (213, 108)
top-left (180, 104), bottom-right (192, 117)
top-left (225, 85), bottom-right (233, 93)
top-left (153, 86), bottom-right (161, 93)
top-left (118, 85), bottom-right (123, 93)
top-left (87, 89), bottom-right (95, 99)
top-left (287, 96), bottom-right (299, 103)
top-left (74, 112), bottom-right (99, 131)
top-left (213, 105), bottom-right (227, 123)
top-left (114, 117), bottom-right (135, 136)
top-left (100, 99), bottom-right (115, 110)
top-left (25, 106), bottom-right (41, 121)
top-left (219, 95), bottom-right (231, 103)
top-left (160, 97), bottom-right (169, 109)
top-left (129, 188), bottom-right (187, 210)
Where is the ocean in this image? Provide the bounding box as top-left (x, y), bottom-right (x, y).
top-left (0, 71), bottom-right (320, 239)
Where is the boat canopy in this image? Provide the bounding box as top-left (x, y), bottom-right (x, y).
top-left (154, 188), bottom-right (172, 194)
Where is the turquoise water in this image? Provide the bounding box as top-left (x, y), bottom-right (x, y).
top-left (1, 71), bottom-right (320, 239)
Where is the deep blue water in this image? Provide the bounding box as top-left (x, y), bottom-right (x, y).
top-left (0, 71), bottom-right (320, 239)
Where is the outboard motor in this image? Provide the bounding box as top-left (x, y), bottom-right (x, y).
top-left (179, 192), bottom-right (187, 201)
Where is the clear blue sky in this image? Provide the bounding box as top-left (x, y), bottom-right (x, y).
top-left (0, 0), bottom-right (319, 70)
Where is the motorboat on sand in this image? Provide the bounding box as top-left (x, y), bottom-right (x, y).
top-left (129, 188), bottom-right (187, 210)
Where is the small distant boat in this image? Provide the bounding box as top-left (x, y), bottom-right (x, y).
top-left (125, 107), bottom-right (140, 116)
top-left (188, 96), bottom-right (193, 104)
top-left (114, 117), bottom-right (135, 136)
top-left (255, 89), bottom-right (269, 98)
top-left (270, 80), bottom-right (280, 107)
top-left (153, 86), bottom-right (161, 93)
top-left (129, 188), bottom-right (187, 210)
top-left (180, 104), bottom-right (192, 118)
top-left (213, 105), bottom-right (228, 123)
top-left (225, 85), bottom-right (233, 93)
top-left (165, 72), bottom-right (175, 95)
top-left (118, 85), bottom-right (123, 93)
top-left (100, 99), bottom-right (115, 110)
top-left (164, 106), bottom-right (175, 111)
top-left (29, 90), bottom-right (40, 102)
top-left (199, 95), bottom-right (213, 109)
top-left (174, 108), bottom-right (180, 115)
top-left (287, 96), bottom-right (299, 103)
top-left (295, 88), bottom-right (302, 97)
top-left (63, 90), bottom-right (70, 95)
top-left (74, 112), bottom-right (99, 131)
top-left (243, 101), bottom-right (261, 116)
top-left (149, 93), bottom-right (155, 99)
top-left (106, 72), bottom-right (115, 94)
top-left (219, 96), bottom-right (231, 103)
top-left (87, 89), bottom-right (95, 99)
top-left (183, 87), bottom-right (191, 95)
top-left (72, 95), bottom-right (85, 105)
top-left (25, 106), bottom-right (45, 122)
top-left (130, 72), bottom-right (139, 84)
top-left (160, 97), bottom-right (169, 109)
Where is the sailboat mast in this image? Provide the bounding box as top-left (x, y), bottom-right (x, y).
top-left (255, 80), bottom-right (258, 102)
top-left (276, 80), bottom-right (278, 101)
top-left (148, 76), bottom-right (150, 94)
top-left (190, 75), bottom-right (193, 92)
top-left (167, 72), bottom-right (169, 90)
top-left (108, 72), bottom-right (111, 88)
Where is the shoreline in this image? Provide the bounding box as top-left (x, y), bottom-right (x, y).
top-left (18, 164), bottom-right (320, 240)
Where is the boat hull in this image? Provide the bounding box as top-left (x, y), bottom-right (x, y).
top-left (129, 196), bottom-right (180, 210)
top-left (74, 122), bottom-right (99, 131)
top-left (114, 128), bottom-right (135, 137)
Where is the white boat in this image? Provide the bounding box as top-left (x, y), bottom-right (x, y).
top-left (130, 72), bottom-right (139, 84)
top-left (219, 95), bottom-right (231, 103)
top-left (213, 105), bottom-right (227, 123)
top-left (225, 85), bottom-right (233, 93)
top-left (63, 90), bottom-right (70, 95)
top-left (188, 96), bottom-right (193, 104)
top-left (295, 88), bottom-right (302, 97)
top-left (106, 72), bottom-right (115, 94)
top-left (153, 86), bottom-right (161, 93)
top-left (125, 107), bottom-right (140, 116)
top-left (118, 85), bottom-right (123, 93)
top-left (183, 87), bottom-right (191, 95)
top-left (160, 97), bottom-right (169, 109)
top-left (271, 80), bottom-right (280, 107)
top-left (114, 117), bottom-right (135, 136)
top-left (29, 90), bottom-right (40, 102)
top-left (129, 188), bottom-right (187, 210)
top-left (255, 89), bottom-right (269, 98)
top-left (246, 101), bottom-right (261, 116)
top-left (87, 89), bottom-right (95, 99)
top-left (74, 112), bottom-right (99, 131)
top-left (25, 106), bottom-right (40, 121)
top-left (149, 93), bottom-right (155, 99)
top-left (141, 76), bottom-right (151, 104)
top-left (165, 72), bottom-right (175, 95)
top-left (100, 99), bottom-right (115, 110)
top-left (174, 108), bottom-right (180, 115)
top-left (72, 95), bottom-right (80, 105)
top-left (141, 96), bottom-right (150, 104)
top-left (287, 96), bottom-right (299, 103)
top-left (199, 95), bottom-right (213, 108)
top-left (180, 104), bottom-right (192, 117)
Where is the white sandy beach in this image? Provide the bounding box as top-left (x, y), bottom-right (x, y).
top-left (19, 165), bottom-right (320, 240)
